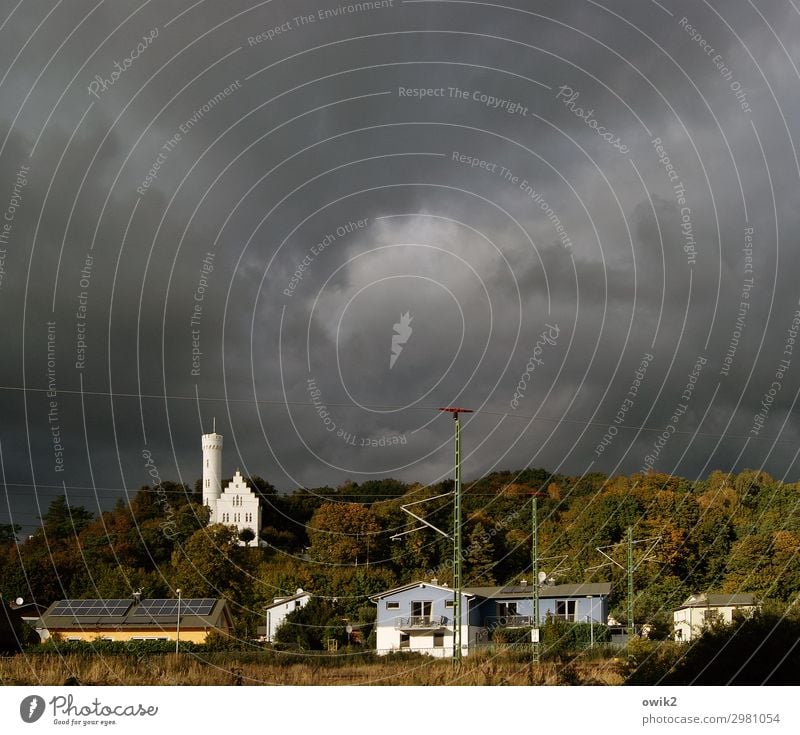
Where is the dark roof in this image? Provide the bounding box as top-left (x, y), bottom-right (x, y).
top-left (676, 593), bottom-right (758, 610)
top-left (39, 598), bottom-right (232, 632)
top-left (263, 590), bottom-right (311, 610)
top-left (464, 582), bottom-right (612, 599)
top-left (371, 581), bottom-right (611, 603)
top-left (11, 602), bottom-right (49, 618)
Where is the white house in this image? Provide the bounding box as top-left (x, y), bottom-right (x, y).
top-left (673, 593), bottom-right (759, 642)
top-left (202, 429), bottom-right (262, 547)
top-left (260, 589), bottom-right (312, 643)
top-left (370, 581), bottom-right (481, 658)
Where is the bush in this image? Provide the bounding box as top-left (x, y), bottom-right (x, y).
top-left (624, 637), bottom-right (684, 684)
top-left (274, 598), bottom-right (348, 651)
top-left (662, 611), bottom-right (800, 684)
top-left (28, 639), bottom-right (200, 656)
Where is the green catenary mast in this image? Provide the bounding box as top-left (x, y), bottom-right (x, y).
top-left (440, 407), bottom-right (472, 666)
top-left (531, 494), bottom-right (540, 664)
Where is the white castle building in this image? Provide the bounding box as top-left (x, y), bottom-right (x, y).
top-left (202, 428), bottom-right (262, 547)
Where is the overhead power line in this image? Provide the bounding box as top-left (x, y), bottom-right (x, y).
top-left (0, 384), bottom-right (793, 443)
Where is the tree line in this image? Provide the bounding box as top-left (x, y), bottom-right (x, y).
top-left (1, 467), bottom-right (798, 639)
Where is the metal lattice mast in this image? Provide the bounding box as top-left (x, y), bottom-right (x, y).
top-left (439, 407), bottom-right (472, 666)
top-left (453, 412), bottom-right (462, 665)
top-left (531, 495), bottom-right (540, 664)
top-left (627, 526), bottom-right (634, 637)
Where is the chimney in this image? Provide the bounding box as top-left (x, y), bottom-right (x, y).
top-left (520, 579), bottom-right (528, 586)
top-left (431, 577), bottom-right (438, 585)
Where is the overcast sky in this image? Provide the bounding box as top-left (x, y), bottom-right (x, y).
top-left (2, 0), bottom-right (800, 529)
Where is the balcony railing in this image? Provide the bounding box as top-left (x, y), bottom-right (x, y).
top-left (485, 615), bottom-right (531, 629)
top-left (396, 615), bottom-right (447, 629)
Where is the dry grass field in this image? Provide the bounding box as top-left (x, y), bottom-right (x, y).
top-left (0, 652), bottom-right (626, 686)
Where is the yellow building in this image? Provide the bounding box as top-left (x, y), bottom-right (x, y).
top-left (37, 597), bottom-right (233, 643)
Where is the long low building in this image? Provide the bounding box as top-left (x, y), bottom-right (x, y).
top-left (37, 597), bottom-right (233, 643)
top-left (370, 580), bottom-right (611, 657)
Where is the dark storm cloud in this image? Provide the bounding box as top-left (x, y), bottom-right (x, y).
top-left (2, 0), bottom-right (800, 529)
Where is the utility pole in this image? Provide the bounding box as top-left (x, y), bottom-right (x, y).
top-left (439, 407), bottom-right (472, 667)
top-left (531, 494), bottom-right (540, 664)
top-left (175, 588), bottom-right (182, 654)
top-left (627, 526), bottom-right (634, 638)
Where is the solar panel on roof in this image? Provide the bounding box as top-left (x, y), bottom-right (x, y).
top-left (132, 598), bottom-right (216, 616)
top-left (49, 599), bottom-right (132, 616)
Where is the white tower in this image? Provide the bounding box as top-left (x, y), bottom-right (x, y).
top-left (202, 423), bottom-right (223, 521)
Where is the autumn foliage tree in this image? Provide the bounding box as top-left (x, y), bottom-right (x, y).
top-left (307, 502), bottom-right (382, 565)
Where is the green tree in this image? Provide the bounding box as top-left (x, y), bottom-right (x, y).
top-left (307, 502), bottom-right (382, 565)
top-left (238, 528), bottom-right (256, 544)
top-left (39, 496), bottom-right (94, 539)
top-left (274, 597), bottom-right (346, 650)
top-left (0, 524), bottom-right (20, 544)
top-left (465, 521), bottom-right (496, 585)
top-left (171, 524), bottom-right (248, 598)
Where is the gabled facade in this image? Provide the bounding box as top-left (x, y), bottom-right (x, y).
top-left (214, 471), bottom-right (262, 547)
top-left (673, 593), bottom-right (759, 642)
top-left (370, 580), bottom-right (612, 657)
top-left (260, 589), bottom-right (311, 643)
top-left (370, 582), bottom-right (480, 658)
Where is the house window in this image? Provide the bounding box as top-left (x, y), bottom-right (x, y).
top-left (206, 459), bottom-right (208, 468)
top-left (206, 479), bottom-right (210, 488)
top-left (295, 601), bottom-right (301, 609)
top-left (445, 600), bottom-right (455, 608)
top-left (556, 600), bottom-right (576, 622)
top-left (411, 601), bottom-right (432, 618)
top-left (496, 602), bottom-right (518, 617)
top-left (386, 601), bottom-right (399, 610)
top-left (433, 633), bottom-right (445, 647)
top-left (399, 633), bottom-right (410, 649)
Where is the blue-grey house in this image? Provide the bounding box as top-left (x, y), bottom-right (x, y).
top-left (470, 581), bottom-right (610, 630)
top-left (370, 581), bottom-right (479, 658)
top-left (370, 580), bottom-right (611, 656)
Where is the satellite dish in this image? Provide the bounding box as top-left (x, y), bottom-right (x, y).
top-left (15, 597), bottom-right (23, 606)
top-left (538, 572), bottom-right (547, 584)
